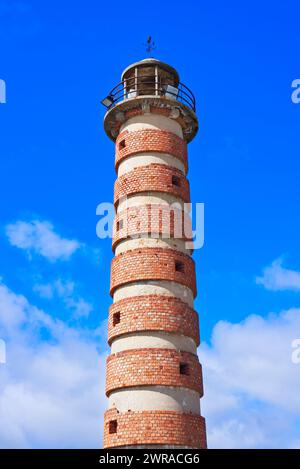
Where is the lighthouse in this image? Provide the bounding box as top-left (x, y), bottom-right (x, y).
top-left (102, 58), bottom-right (207, 449)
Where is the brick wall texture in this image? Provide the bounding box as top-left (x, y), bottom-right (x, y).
top-left (106, 348), bottom-right (203, 396)
top-left (108, 295), bottom-right (199, 345)
top-left (114, 164), bottom-right (190, 207)
top-left (104, 408), bottom-right (207, 448)
top-left (115, 129), bottom-right (188, 172)
top-left (110, 247), bottom-right (196, 296)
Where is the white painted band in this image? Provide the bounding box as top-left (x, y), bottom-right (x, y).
top-left (108, 385), bottom-right (201, 414)
top-left (117, 152), bottom-right (186, 177)
top-left (113, 280), bottom-right (194, 307)
top-left (120, 114), bottom-right (183, 138)
top-left (117, 193), bottom-right (189, 213)
top-left (114, 237), bottom-right (191, 256)
top-left (110, 331), bottom-right (197, 354)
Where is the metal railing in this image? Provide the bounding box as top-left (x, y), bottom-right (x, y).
top-left (103, 75), bottom-right (196, 112)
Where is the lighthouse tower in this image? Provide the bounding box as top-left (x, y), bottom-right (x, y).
top-left (102, 58), bottom-right (207, 449)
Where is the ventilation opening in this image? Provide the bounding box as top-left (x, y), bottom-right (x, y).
top-left (119, 139), bottom-right (126, 150)
top-left (113, 311), bottom-right (121, 326)
top-left (172, 175), bottom-right (181, 187)
top-left (117, 220), bottom-right (123, 231)
top-left (179, 362), bottom-right (190, 375)
top-left (109, 420), bottom-right (118, 434)
top-left (175, 261), bottom-right (185, 273)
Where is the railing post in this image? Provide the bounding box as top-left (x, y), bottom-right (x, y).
top-left (123, 78), bottom-right (127, 100)
top-left (155, 66), bottom-right (159, 96)
top-left (135, 67), bottom-right (138, 96)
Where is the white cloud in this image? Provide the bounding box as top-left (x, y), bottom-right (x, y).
top-left (6, 220), bottom-right (81, 262)
top-left (34, 279), bottom-right (93, 318)
top-left (200, 309), bottom-right (300, 448)
top-left (33, 283), bottom-right (54, 299)
top-left (256, 258), bottom-right (300, 291)
top-left (65, 297), bottom-right (93, 318)
top-left (34, 280), bottom-right (74, 300)
top-left (0, 284), bottom-right (27, 331)
top-left (0, 281), bottom-right (107, 448)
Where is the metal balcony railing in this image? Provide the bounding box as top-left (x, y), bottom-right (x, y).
top-left (102, 75), bottom-right (196, 112)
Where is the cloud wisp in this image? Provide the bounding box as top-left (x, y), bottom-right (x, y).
top-left (5, 220), bottom-right (82, 262)
top-left (34, 279), bottom-right (93, 318)
top-left (256, 258), bottom-right (300, 292)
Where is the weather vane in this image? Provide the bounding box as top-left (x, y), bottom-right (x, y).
top-left (144, 36), bottom-right (156, 56)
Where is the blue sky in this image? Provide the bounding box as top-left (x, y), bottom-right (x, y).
top-left (0, 0), bottom-right (300, 448)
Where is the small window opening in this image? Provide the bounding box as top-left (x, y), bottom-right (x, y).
top-left (175, 261), bottom-right (185, 273)
top-left (119, 139), bottom-right (126, 150)
top-left (179, 362), bottom-right (190, 375)
top-left (109, 420), bottom-right (118, 434)
top-left (113, 311), bottom-right (121, 326)
top-left (172, 175), bottom-right (181, 187)
top-left (117, 220), bottom-right (123, 231)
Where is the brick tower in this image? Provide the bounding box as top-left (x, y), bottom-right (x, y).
top-left (102, 58), bottom-right (207, 449)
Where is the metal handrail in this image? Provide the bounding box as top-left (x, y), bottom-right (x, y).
top-left (104, 75), bottom-right (196, 112)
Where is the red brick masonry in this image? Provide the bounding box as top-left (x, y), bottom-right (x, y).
top-left (110, 247), bottom-right (197, 296)
top-left (112, 204), bottom-right (192, 250)
top-left (108, 295), bottom-right (199, 345)
top-left (104, 408), bottom-right (207, 448)
top-left (115, 129), bottom-right (188, 172)
top-left (106, 348), bottom-right (203, 396)
top-left (114, 164), bottom-right (190, 207)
